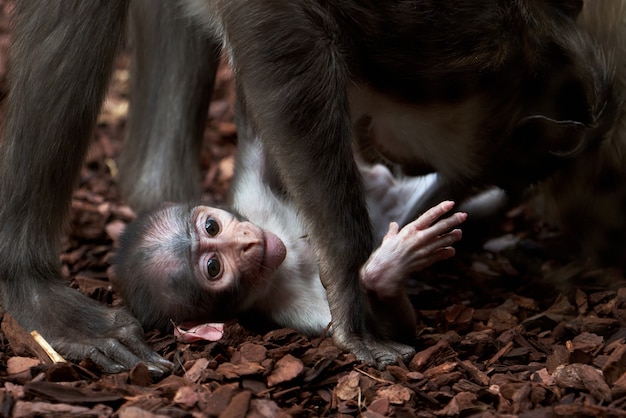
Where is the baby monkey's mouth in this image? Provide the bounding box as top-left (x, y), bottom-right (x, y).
top-left (260, 229), bottom-right (287, 274)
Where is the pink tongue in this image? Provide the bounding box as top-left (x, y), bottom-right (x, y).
top-left (263, 230), bottom-right (287, 271)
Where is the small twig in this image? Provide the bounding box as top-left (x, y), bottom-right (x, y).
top-left (486, 340), bottom-right (513, 368)
top-left (104, 157), bottom-right (118, 178)
top-left (354, 367), bottom-right (394, 385)
top-left (30, 330), bottom-right (66, 363)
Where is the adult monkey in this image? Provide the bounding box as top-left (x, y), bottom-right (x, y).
top-left (0, 0), bottom-right (617, 370)
top-left (181, 0), bottom-right (615, 366)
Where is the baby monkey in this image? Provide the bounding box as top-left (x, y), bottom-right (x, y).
top-left (111, 140), bottom-right (466, 341)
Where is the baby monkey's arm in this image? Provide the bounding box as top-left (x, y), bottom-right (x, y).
top-left (360, 201), bottom-right (466, 341)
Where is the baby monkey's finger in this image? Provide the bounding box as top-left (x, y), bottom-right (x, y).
top-left (413, 229), bottom-right (463, 257)
top-left (412, 246), bottom-right (457, 271)
top-left (429, 211), bottom-right (467, 235)
top-left (414, 211), bottom-right (466, 243)
top-left (411, 200), bottom-right (456, 229)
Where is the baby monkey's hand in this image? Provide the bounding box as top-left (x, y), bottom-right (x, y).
top-left (361, 200), bottom-right (466, 299)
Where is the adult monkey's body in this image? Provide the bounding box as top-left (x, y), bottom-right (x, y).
top-left (0, 0), bottom-right (620, 370)
top-left (158, 0), bottom-right (618, 365)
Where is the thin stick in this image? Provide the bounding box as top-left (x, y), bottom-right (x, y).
top-left (30, 330), bottom-right (66, 363)
top-left (354, 367), bottom-right (394, 385)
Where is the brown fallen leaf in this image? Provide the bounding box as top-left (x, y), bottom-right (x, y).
top-left (553, 363), bottom-right (611, 402)
top-left (185, 358), bottom-right (210, 383)
top-left (24, 381), bottom-right (122, 404)
top-left (12, 401), bottom-right (111, 418)
top-left (435, 392), bottom-right (478, 416)
top-left (267, 354), bottom-right (304, 387)
top-left (240, 342), bottom-right (268, 363)
top-left (220, 390), bottom-right (252, 418)
top-left (335, 370), bottom-right (361, 401)
top-left (566, 332), bottom-right (603, 364)
top-left (602, 342), bottom-right (626, 384)
top-left (203, 383), bottom-right (239, 416)
top-left (173, 385), bottom-right (200, 408)
top-left (375, 384), bottom-right (412, 405)
top-left (6, 357), bottom-right (41, 384)
top-left (118, 406), bottom-right (169, 418)
top-left (7, 357), bottom-right (41, 375)
top-left (129, 362), bottom-right (152, 387)
top-left (2, 315), bottom-right (53, 363)
top-left (216, 362), bottom-right (265, 379)
top-left (409, 339), bottom-right (456, 372)
top-left (248, 399), bottom-right (291, 418)
top-left (366, 397), bottom-right (390, 415)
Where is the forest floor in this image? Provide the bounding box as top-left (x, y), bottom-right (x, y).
top-left (1, 3), bottom-right (626, 417)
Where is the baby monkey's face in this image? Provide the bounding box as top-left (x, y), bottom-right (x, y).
top-left (188, 206), bottom-right (287, 292)
top-left (111, 203), bottom-right (289, 330)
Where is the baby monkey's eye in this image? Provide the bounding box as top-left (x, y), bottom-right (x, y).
top-left (207, 257), bottom-right (221, 279)
top-left (205, 217), bottom-right (220, 236)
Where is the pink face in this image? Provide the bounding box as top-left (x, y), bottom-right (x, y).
top-left (190, 206), bottom-right (287, 292)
